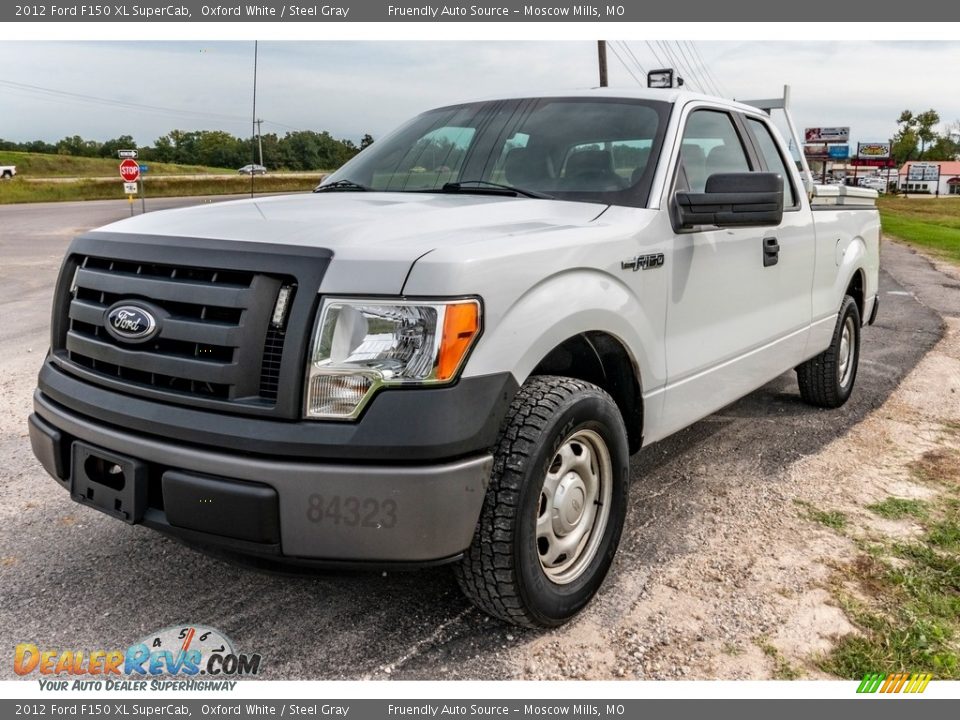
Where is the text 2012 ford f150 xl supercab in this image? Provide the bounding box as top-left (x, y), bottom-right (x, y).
top-left (29, 88), bottom-right (880, 627)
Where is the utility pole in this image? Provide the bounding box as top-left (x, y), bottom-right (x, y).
top-left (597, 40), bottom-right (608, 87)
top-left (255, 118), bottom-right (264, 167)
top-left (250, 40), bottom-right (258, 199)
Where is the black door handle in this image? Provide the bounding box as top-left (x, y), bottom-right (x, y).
top-left (763, 236), bottom-right (780, 267)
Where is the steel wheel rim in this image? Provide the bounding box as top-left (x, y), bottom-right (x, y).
top-left (536, 428), bottom-right (613, 585)
top-left (838, 315), bottom-right (855, 387)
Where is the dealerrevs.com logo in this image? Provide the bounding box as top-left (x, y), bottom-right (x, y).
top-left (14, 625), bottom-right (262, 691)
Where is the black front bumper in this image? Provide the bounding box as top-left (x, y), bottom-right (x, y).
top-left (31, 364), bottom-right (517, 567)
top-left (38, 361), bottom-right (516, 462)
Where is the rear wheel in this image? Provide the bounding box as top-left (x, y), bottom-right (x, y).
top-left (454, 375), bottom-right (629, 628)
top-left (797, 295), bottom-right (861, 408)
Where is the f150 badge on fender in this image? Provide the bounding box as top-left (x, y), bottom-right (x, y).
top-left (621, 253), bottom-right (665, 271)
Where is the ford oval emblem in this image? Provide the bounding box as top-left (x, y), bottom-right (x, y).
top-left (105, 305), bottom-right (158, 342)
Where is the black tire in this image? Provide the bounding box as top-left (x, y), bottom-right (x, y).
top-left (454, 375), bottom-right (629, 628)
top-left (1, 171), bottom-right (11, 180)
top-left (796, 295), bottom-right (861, 408)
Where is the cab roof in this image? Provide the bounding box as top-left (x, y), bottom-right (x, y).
top-left (458, 86), bottom-right (764, 116)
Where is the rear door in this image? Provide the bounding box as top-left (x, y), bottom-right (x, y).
top-left (657, 105), bottom-right (813, 437)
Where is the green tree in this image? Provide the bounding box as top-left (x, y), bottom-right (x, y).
top-left (56, 135), bottom-right (101, 157)
top-left (914, 109), bottom-right (940, 159)
top-left (360, 133), bottom-right (375, 150)
top-left (99, 135), bottom-right (136, 158)
top-left (194, 130), bottom-right (247, 168)
top-left (895, 109), bottom-right (942, 161)
top-left (892, 126), bottom-right (919, 164)
top-left (926, 120), bottom-right (960, 161)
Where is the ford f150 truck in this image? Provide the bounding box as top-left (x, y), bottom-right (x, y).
top-left (29, 88), bottom-right (880, 627)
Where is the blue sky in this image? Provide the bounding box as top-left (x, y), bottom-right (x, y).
top-left (1, 41), bottom-right (958, 148)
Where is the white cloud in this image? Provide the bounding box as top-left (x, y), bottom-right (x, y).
top-left (0, 40), bottom-right (957, 148)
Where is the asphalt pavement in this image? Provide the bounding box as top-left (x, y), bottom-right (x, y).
top-left (0, 196), bottom-right (957, 680)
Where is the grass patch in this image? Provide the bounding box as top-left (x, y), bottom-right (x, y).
top-left (877, 196), bottom-right (960, 265)
top-left (795, 500), bottom-right (847, 530)
top-left (755, 639), bottom-right (802, 680)
top-left (0, 175), bottom-right (320, 204)
top-left (820, 470), bottom-right (960, 680)
top-left (867, 497), bottom-right (929, 520)
top-left (0, 150), bottom-right (232, 178)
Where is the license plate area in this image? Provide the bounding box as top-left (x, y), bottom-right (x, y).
top-left (71, 442), bottom-right (147, 525)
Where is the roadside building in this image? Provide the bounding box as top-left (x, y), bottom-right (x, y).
top-left (898, 160), bottom-right (960, 196)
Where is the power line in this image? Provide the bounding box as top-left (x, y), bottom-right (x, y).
top-left (617, 41), bottom-right (647, 79)
top-left (0, 79), bottom-right (250, 125)
top-left (0, 78), bottom-right (304, 133)
top-left (680, 40), bottom-right (720, 96)
top-left (673, 41), bottom-right (713, 95)
top-left (681, 40), bottom-right (720, 96)
top-left (690, 42), bottom-right (728, 96)
top-left (644, 40), bottom-right (670, 71)
top-left (657, 40), bottom-right (698, 91)
top-left (606, 42), bottom-right (643, 86)
top-left (686, 42), bottom-right (729, 98)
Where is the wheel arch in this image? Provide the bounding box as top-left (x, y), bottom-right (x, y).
top-left (845, 266), bottom-right (866, 320)
top-left (530, 331), bottom-right (644, 454)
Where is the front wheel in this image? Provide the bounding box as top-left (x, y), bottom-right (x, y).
top-left (796, 295), bottom-right (861, 408)
top-left (454, 375), bottom-right (629, 628)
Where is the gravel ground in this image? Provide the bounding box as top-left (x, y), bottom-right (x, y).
top-left (0, 196), bottom-right (956, 680)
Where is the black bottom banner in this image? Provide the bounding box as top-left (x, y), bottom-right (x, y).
top-left (2, 699), bottom-right (956, 720)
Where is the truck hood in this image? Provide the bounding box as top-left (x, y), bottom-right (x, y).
top-left (98, 192), bottom-right (608, 294)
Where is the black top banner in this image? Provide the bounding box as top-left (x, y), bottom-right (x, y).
top-left (6, 0), bottom-right (952, 22)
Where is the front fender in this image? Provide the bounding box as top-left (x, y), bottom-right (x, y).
top-left (464, 268), bottom-right (662, 393)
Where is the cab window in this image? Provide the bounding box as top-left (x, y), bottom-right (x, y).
top-left (747, 117), bottom-right (797, 208)
top-left (677, 110), bottom-right (751, 193)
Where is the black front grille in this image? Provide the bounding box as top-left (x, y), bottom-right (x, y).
top-left (62, 255), bottom-right (292, 406)
top-left (259, 326), bottom-right (287, 401)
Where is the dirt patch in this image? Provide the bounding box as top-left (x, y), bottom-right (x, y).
top-left (910, 446), bottom-right (960, 488)
top-left (511, 316), bottom-right (960, 680)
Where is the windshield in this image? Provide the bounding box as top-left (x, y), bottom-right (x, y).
top-left (321, 97), bottom-right (671, 208)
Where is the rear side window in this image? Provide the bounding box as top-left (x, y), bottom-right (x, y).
top-left (747, 118), bottom-right (797, 208)
top-left (678, 110), bottom-right (751, 193)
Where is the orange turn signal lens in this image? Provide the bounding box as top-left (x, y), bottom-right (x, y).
top-left (437, 301), bottom-right (480, 381)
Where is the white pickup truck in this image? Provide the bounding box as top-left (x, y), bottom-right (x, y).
top-left (30, 88), bottom-right (879, 627)
top-left (1, 164), bottom-right (16, 179)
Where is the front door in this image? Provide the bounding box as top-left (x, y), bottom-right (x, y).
top-left (658, 106), bottom-right (813, 437)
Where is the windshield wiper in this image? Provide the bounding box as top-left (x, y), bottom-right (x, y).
top-left (440, 180), bottom-right (553, 200)
top-left (314, 179), bottom-right (370, 192)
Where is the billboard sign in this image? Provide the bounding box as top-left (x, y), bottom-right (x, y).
top-left (828, 145), bottom-right (850, 159)
top-left (857, 142), bottom-right (891, 159)
top-left (908, 163), bottom-right (940, 181)
top-left (852, 158), bottom-right (897, 168)
top-left (805, 127), bottom-right (850, 143)
top-left (804, 144), bottom-right (829, 158)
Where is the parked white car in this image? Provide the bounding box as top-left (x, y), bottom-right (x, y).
top-left (30, 89), bottom-right (880, 627)
top-left (859, 177), bottom-right (887, 193)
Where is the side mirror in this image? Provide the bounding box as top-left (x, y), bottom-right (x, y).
top-left (675, 172), bottom-right (784, 229)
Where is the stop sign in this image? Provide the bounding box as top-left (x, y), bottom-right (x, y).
top-left (119, 158), bottom-right (140, 183)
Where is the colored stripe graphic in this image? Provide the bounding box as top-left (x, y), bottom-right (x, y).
top-left (856, 673), bottom-right (885, 693)
top-left (857, 672), bottom-right (932, 693)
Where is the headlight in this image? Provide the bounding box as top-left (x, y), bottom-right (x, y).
top-left (304, 297), bottom-right (481, 419)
